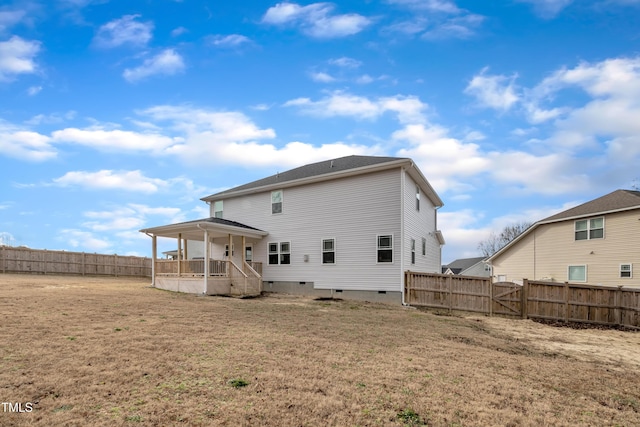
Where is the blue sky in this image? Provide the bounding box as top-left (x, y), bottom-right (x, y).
top-left (1, 0), bottom-right (640, 263)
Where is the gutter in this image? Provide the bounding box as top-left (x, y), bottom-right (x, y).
top-left (400, 166), bottom-right (407, 306)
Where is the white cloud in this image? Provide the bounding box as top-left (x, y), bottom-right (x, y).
top-left (171, 26), bottom-right (188, 37)
top-left (139, 104), bottom-right (376, 166)
top-left (387, 0), bottom-right (461, 13)
top-left (94, 14), bottom-right (153, 48)
top-left (26, 85), bottom-right (42, 96)
top-left (53, 170), bottom-right (168, 193)
top-left (207, 34), bottom-right (252, 48)
top-left (309, 71), bottom-right (337, 83)
top-left (261, 2), bottom-right (372, 38)
top-left (394, 124), bottom-right (490, 192)
top-left (465, 68), bottom-right (520, 111)
top-left (0, 36), bottom-right (40, 81)
top-left (58, 229), bottom-right (112, 251)
top-left (328, 57), bottom-right (362, 68)
top-left (284, 91), bottom-right (427, 124)
top-left (123, 49), bottom-right (185, 82)
top-left (516, 0), bottom-right (574, 18)
top-left (51, 127), bottom-right (180, 153)
top-left (0, 9), bottom-right (26, 33)
top-left (421, 14), bottom-right (484, 40)
top-left (0, 125), bottom-right (56, 161)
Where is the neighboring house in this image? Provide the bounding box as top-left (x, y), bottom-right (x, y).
top-left (442, 257), bottom-right (490, 277)
top-left (140, 155), bottom-right (445, 304)
top-left (488, 189), bottom-right (640, 287)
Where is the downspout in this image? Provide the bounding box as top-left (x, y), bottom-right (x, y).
top-left (400, 167), bottom-right (407, 306)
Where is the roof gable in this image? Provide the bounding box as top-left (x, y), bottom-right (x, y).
top-left (203, 155), bottom-right (406, 200)
top-left (444, 257), bottom-right (486, 271)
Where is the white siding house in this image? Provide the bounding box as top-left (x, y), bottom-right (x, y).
top-left (140, 155), bottom-right (445, 304)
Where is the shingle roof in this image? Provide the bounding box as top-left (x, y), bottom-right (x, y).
top-left (204, 155), bottom-right (407, 199)
top-left (171, 217), bottom-right (265, 232)
top-left (444, 257), bottom-right (486, 272)
top-left (541, 189), bottom-right (640, 222)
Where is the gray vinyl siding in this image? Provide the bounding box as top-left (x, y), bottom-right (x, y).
top-left (217, 168), bottom-right (403, 291)
top-left (402, 171), bottom-right (441, 273)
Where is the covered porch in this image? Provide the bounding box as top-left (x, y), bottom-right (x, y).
top-left (140, 217), bottom-right (268, 297)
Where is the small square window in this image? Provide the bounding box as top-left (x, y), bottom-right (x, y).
top-left (568, 265), bottom-right (587, 282)
top-left (213, 200), bottom-right (223, 218)
top-left (620, 264), bottom-right (632, 278)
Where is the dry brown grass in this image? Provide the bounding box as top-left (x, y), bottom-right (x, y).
top-left (1, 274), bottom-right (639, 426)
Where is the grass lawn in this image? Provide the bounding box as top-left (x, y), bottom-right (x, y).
top-left (1, 274), bottom-right (639, 426)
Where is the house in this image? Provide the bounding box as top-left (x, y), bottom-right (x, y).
top-left (487, 189), bottom-right (640, 287)
top-left (442, 257), bottom-right (490, 277)
top-left (140, 155), bottom-right (445, 304)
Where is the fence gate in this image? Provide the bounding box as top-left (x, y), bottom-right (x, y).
top-left (491, 282), bottom-right (522, 317)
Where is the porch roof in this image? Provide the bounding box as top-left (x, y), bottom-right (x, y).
top-left (140, 217), bottom-right (268, 241)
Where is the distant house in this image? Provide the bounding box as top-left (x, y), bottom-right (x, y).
top-left (140, 155), bottom-right (445, 304)
top-left (442, 257), bottom-right (490, 277)
top-left (488, 189), bottom-right (640, 287)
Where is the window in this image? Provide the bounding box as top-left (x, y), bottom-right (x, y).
top-left (213, 200), bottom-right (223, 218)
top-left (245, 245), bottom-right (253, 262)
top-left (421, 237), bottom-right (426, 256)
top-left (411, 239), bottom-right (416, 265)
top-left (271, 190), bottom-right (283, 214)
top-left (268, 241), bottom-right (291, 265)
top-left (575, 217), bottom-right (604, 240)
top-left (620, 264), bottom-right (632, 278)
top-left (268, 243), bottom-right (278, 265)
top-left (568, 265), bottom-right (587, 282)
top-left (280, 242), bottom-right (291, 265)
top-left (224, 244), bottom-right (234, 257)
top-left (322, 238), bottom-right (335, 264)
top-left (377, 235), bottom-right (393, 263)
top-left (416, 186), bottom-right (420, 211)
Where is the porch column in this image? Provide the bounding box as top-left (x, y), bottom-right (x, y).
top-left (242, 236), bottom-right (246, 267)
top-left (151, 235), bottom-right (157, 287)
top-left (184, 238), bottom-right (188, 260)
top-left (203, 229), bottom-right (210, 294)
top-left (177, 233), bottom-right (182, 275)
top-left (228, 234), bottom-right (232, 260)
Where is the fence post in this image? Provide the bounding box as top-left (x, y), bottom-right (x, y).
top-left (447, 274), bottom-right (453, 313)
top-left (564, 282), bottom-right (570, 323)
top-left (488, 279), bottom-right (493, 317)
top-left (115, 254), bottom-right (118, 277)
top-left (521, 279), bottom-right (529, 319)
top-left (615, 286), bottom-right (623, 327)
top-left (82, 252), bottom-right (86, 276)
top-left (1, 245), bottom-right (5, 274)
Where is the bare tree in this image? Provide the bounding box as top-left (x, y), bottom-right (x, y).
top-left (478, 221), bottom-right (533, 257)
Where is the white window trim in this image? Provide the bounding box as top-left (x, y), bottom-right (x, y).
top-left (268, 242), bottom-right (279, 265)
top-left (376, 234), bottom-right (394, 264)
top-left (224, 244), bottom-right (234, 257)
top-left (574, 217), bottom-right (605, 241)
top-left (568, 265), bottom-right (587, 282)
top-left (410, 238), bottom-right (416, 265)
top-left (280, 241), bottom-right (291, 265)
top-left (620, 263), bottom-right (633, 278)
top-left (271, 190), bottom-right (283, 215)
top-left (416, 186), bottom-right (420, 211)
top-left (321, 238), bottom-right (336, 265)
top-left (213, 200), bottom-right (223, 218)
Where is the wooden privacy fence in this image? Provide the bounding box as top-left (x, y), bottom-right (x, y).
top-left (405, 271), bottom-right (640, 329)
top-left (0, 246), bottom-right (151, 277)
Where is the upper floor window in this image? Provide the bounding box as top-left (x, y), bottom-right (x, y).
top-left (271, 190), bottom-right (283, 214)
top-left (575, 217), bottom-right (603, 240)
top-left (416, 186), bottom-right (420, 211)
top-left (421, 237), bottom-right (426, 256)
top-left (213, 200), bottom-right (223, 218)
top-left (377, 235), bottom-right (393, 263)
top-left (620, 264), bottom-right (632, 278)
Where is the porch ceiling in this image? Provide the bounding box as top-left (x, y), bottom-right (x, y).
top-left (139, 217), bottom-right (268, 241)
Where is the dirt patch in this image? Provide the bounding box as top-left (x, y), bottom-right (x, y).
top-left (1, 273), bottom-right (639, 426)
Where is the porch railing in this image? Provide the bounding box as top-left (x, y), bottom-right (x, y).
top-left (155, 259), bottom-right (262, 281)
